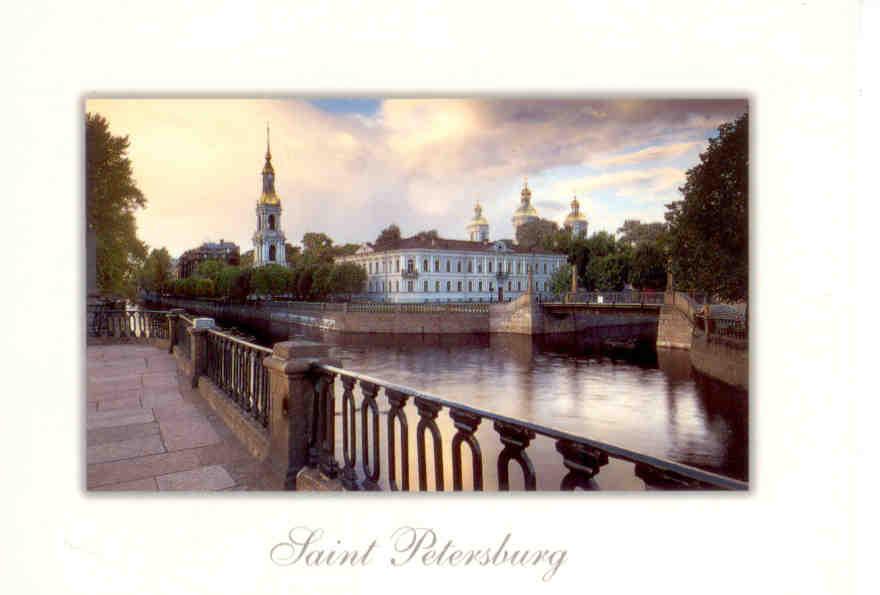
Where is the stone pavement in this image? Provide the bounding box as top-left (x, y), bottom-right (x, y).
top-left (87, 344), bottom-right (282, 491)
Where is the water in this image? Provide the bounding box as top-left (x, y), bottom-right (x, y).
top-left (258, 325), bottom-right (749, 483)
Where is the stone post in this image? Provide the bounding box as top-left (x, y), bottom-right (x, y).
top-left (187, 317), bottom-right (215, 389)
top-left (262, 340), bottom-right (331, 490)
top-left (166, 308), bottom-right (185, 354)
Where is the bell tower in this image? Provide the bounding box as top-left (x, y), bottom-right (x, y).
top-left (252, 123), bottom-right (287, 267)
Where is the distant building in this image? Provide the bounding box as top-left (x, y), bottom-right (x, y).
top-left (563, 195), bottom-right (588, 238)
top-left (511, 177), bottom-right (540, 236)
top-left (178, 239), bottom-right (240, 278)
top-left (252, 124), bottom-right (287, 267)
top-left (335, 180), bottom-right (565, 303)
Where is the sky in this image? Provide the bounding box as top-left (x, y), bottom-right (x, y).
top-left (85, 98), bottom-right (747, 258)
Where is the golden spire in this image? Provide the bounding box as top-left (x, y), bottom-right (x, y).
top-left (265, 122), bottom-right (271, 160)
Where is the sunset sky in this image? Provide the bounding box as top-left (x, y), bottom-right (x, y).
top-left (85, 98), bottom-right (747, 258)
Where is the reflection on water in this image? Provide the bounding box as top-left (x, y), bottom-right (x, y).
top-left (252, 323), bottom-right (748, 483)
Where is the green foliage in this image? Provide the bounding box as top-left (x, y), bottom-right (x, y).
top-left (197, 259), bottom-right (224, 280)
top-left (515, 219), bottom-right (561, 251)
top-left (413, 229), bottom-right (440, 242)
top-left (87, 112), bottom-right (147, 297)
top-left (617, 220), bottom-right (666, 248)
top-left (666, 112), bottom-right (748, 301)
top-left (195, 278), bottom-right (215, 298)
top-left (297, 266), bottom-right (315, 298)
top-left (329, 262), bottom-right (367, 295)
top-left (549, 263), bottom-right (574, 294)
top-left (630, 242), bottom-right (668, 290)
top-left (587, 251), bottom-right (632, 291)
top-left (285, 243), bottom-right (302, 266)
top-left (374, 223), bottom-right (402, 250)
top-left (251, 264), bottom-right (292, 296)
top-left (137, 247), bottom-right (172, 293)
top-left (239, 250), bottom-right (254, 268)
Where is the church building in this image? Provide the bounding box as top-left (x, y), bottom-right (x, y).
top-left (252, 125), bottom-right (287, 267)
top-left (335, 179), bottom-right (567, 303)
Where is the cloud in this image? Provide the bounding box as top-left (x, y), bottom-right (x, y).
top-left (85, 98), bottom-right (745, 255)
top-left (590, 141), bottom-right (703, 167)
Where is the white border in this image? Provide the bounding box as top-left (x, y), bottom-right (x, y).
top-left (0, 1), bottom-right (863, 594)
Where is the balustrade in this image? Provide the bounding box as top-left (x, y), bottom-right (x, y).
top-left (88, 308), bottom-right (170, 340)
top-left (303, 365), bottom-right (746, 491)
top-left (203, 330), bottom-right (272, 429)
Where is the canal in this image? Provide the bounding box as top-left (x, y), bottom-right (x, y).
top-left (226, 316), bottom-right (749, 485)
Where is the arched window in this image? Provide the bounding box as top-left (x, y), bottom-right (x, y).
top-left (268, 214), bottom-right (276, 231)
top-left (269, 244), bottom-right (276, 261)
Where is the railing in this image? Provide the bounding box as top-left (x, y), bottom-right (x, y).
top-left (538, 291), bottom-right (665, 306)
top-left (204, 330), bottom-right (272, 429)
top-left (174, 315), bottom-right (193, 360)
top-left (401, 270), bottom-right (419, 280)
top-left (88, 308), bottom-right (169, 340)
top-left (305, 365), bottom-right (747, 491)
top-left (694, 313), bottom-right (748, 344)
top-left (347, 302), bottom-right (489, 314)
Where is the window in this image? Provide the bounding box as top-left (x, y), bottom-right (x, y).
top-left (457, 261), bottom-right (462, 273)
top-left (269, 245), bottom-right (276, 261)
top-left (457, 281), bottom-right (462, 292)
top-left (435, 259), bottom-right (440, 272)
top-left (488, 261), bottom-right (493, 273)
top-left (268, 214), bottom-right (276, 231)
top-left (517, 280), bottom-right (521, 291)
top-left (517, 262), bottom-right (522, 274)
top-left (489, 282), bottom-right (494, 292)
top-left (543, 263), bottom-right (548, 274)
top-left (407, 280), bottom-right (413, 292)
top-left (477, 261), bottom-right (482, 273)
top-left (395, 280), bottom-right (399, 292)
top-left (446, 281), bottom-right (451, 292)
top-left (506, 262), bottom-right (511, 273)
top-left (423, 259), bottom-right (429, 272)
top-left (395, 260), bottom-right (400, 273)
top-left (508, 281), bottom-right (512, 291)
top-left (446, 260), bottom-right (450, 272)
top-left (407, 259), bottom-right (414, 272)
top-left (424, 280), bottom-right (429, 292)
top-left (435, 280), bottom-right (440, 291)
top-left (478, 281), bottom-right (483, 292)
top-left (468, 261), bottom-right (473, 273)
top-left (468, 281), bottom-right (472, 292)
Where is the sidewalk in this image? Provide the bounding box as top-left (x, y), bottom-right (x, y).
top-left (87, 344), bottom-right (281, 491)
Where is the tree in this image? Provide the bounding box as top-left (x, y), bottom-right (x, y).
top-left (666, 112), bottom-right (748, 301)
top-left (617, 220), bottom-right (667, 248)
top-left (629, 242), bottom-right (667, 290)
top-left (329, 262), bottom-right (367, 295)
top-left (374, 224), bottom-right (402, 250)
top-left (588, 252), bottom-right (631, 291)
top-left (138, 247), bottom-right (173, 293)
top-left (331, 243), bottom-right (360, 257)
top-left (413, 229), bottom-right (440, 242)
top-left (548, 263), bottom-right (573, 294)
top-left (516, 219), bottom-right (560, 251)
top-left (285, 243), bottom-right (302, 266)
top-left (86, 112), bottom-right (147, 297)
top-left (240, 250), bottom-right (254, 268)
top-left (301, 232), bottom-right (335, 264)
top-left (251, 264), bottom-right (291, 296)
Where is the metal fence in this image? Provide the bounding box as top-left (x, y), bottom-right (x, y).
top-left (204, 330), bottom-right (272, 429)
top-left (88, 309), bottom-right (169, 340)
top-left (537, 291), bottom-right (666, 305)
top-left (305, 364), bottom-right (747, 491)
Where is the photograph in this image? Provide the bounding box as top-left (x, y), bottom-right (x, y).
top-left (85, 98), bottom-right (749, 492)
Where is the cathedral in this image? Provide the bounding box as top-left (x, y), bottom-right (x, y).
top-left (252, 125), bottom-right (287, 267)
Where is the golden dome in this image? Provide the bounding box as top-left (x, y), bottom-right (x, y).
top-left (565, 195), bottom-right (587, 223)
top-left (471, 201), bottom-right (489, 226)
top-left (260, 191), bottom-right (280, 205)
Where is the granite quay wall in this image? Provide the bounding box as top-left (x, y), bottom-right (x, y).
top-left (690, 333), bottom-right (749, 391)
top-left (657, 304), bottom-right (694, 349)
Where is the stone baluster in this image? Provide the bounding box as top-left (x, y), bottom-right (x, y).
top-left (261, 340), bottom-right (333, 490)
top-left (166, 308), bottom-right (185, 353)
top-left (187, 317), bottom-right (215, 388)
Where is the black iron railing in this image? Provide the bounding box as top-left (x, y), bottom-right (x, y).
top-left (204, 330), bottom-right (272, 429)
top-left (694, 313), bottom-right (747, 343)
top-left (88, 309), bottom-right (169, 340)
top-left (305, 365), bottom-right (747, 491)
top-left (538, 291), bottom-right (665, 305)
top-left (174, 315), bottom-right (193, 360)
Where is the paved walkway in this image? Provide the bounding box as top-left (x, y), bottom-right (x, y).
top-left (87, 344), bottom-right (281, 491)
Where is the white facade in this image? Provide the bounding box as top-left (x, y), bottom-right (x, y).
top-left (337, 240), bottom-right (565, 303)
top-left (252, 126), bottom-right (287, 267)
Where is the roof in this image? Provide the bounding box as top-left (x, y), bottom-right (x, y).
top-left (356, 235), bottom-right (562, 256)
